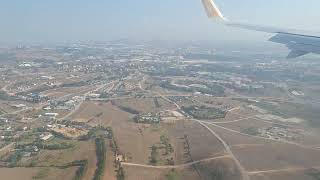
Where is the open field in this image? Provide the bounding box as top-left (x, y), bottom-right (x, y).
top-left (193, 157), bottom-right (242, 180)
top-left (250, 168), bottom-right (320, 180)
top-left (51, 126), bottom-right (88, 139)
top-left (207, 124), bottom-right (272, 145)
top-left (143, 79), bottom-right (191, 96)
top-left (41, 86), bottom-right (93, 99)
top-left (72, 101), bottom-right (164, 165)
top-left (217, 117), bottom-right (320, 146)
top-left (22, 140), bottom-right (97, 180)
top-left (103, 141), bottom-right (117, 180)
top-left (217, 118), bottom-right (272, 132)
top-left (3, 42), bottom-right (320, 180)
top-left (166, 120), bottom-right (226, 164)
top-left (70, 101), bottom-right (134, 128)
top-left (232, 142), bottom-right (320, 171)
top-left (70, 101), bottom-right (105, 122)
top-left (0, 167), bottom-right (77, 180)
top-left (112, 97), bottom-right (176, 113)
top-left (214, 107), bottom-right (258, 122)
top-left (123, 156), bottom-right (241, 180)
top-left (111, 114), bottom-right (162, 164)
top-left (27, 141), bottom-right (95, 165)
top-left (123, 166), bottom-right (170, 180)
top-left (193, 96), bottom-right (243, 107)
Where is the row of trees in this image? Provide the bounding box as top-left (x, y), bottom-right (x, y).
top-left (110, 100), bottom-right (140, 114)
top-left (93, 137), bottom-right (107, 180)
top-left (160, 135), bottom-right (174, 156)
top-left (69, 160), bottom-right (88, 180)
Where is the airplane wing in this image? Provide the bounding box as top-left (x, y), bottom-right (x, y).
top-left (201, 0), bottom-right (320, 58)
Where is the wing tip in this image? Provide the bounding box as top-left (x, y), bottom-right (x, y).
top-left (202, 0), bottom-right (227, 21)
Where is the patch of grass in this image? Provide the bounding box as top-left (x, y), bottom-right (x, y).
top-left (306, 168), bottom-right (320, 180)
top-left (33, 168), bottom-right (50, 180)
top-left (0, 90), bottom-right (14, 101)
top-left (150, 145), bottom-right (159, 165)
top-left (150, 124), bottom-right (161, 132)
top-left (241, 127), bottom-right (260, 136)
top-left (166, 169), bottom-right (179, 180)
top-left (255, 101), bottom-right (290, 118)
top-left (6, 150), bottom-right (23, 167)
top-left (70, 160), bottom-right (88, 180)
top-left (256, 101), bottom-right (320, 127)
top-left (182, 105), bottom-right (226, 120)
top-left (116, 166), bottom-right (125, 180)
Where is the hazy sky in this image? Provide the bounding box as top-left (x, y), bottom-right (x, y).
top-left (1, 0), bottom-right (320, 42)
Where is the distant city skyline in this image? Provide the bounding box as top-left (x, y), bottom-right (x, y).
top-left (1, 0), bottom-right (320, 42)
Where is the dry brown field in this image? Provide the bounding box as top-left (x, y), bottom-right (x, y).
top-left (0, 167), bottom-right (77, 180)
top-left (250, 169), bottom-right (319, 180)
top-left (193, 157), bottom-right (242, 180)
top-left (75, 101), bottom-right (162, 164)
top-left (123, 166), bottom-right (169, 180)
top-left (232, 142), bottom-right (320, 171)
top-left (113, 97), bottom-right (175, 113)
top-left (70, 101), bottom-right (116, 126)
top-left (23, 140), bottom-right (97, 180)
top-left (123, 156), bottom-right (241, 180)
top-left (166, 120), bottom-right (226, 164)
top-left (207, 124), bottom-right (272, 145)
top-left (41, 86), bottom-right (93, 99)
top-left (193, 96), bottom-right (243, 107)
top-left (217, 117), bottom-right (320, 148)
top-left (217, 118), bottom-right (273, 132)
top-left (103, 140), bottom-right (117, 180)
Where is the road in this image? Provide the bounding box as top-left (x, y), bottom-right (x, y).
top-left (201, 120), bottom-right (319, 151)
top-left (91, 94), bottom-right (194, 102)
top-left (58, 81), bottom-right (115, 121)
top-left (248, 166), bottom-right (320, 175)
top-left (196, 120), bottom-right (250, 180)
top-left (209, 115), bottom-right (257, 124)
top-left (154, 89), bottom-right (250, 180)
top-left (121, 155), bottom-right (230, 169)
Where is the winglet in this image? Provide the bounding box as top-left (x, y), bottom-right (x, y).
top-left (201, 0), bottom-right (227, 21)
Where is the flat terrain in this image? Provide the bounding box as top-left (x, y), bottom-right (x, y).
top-left (233, 143), bottom-right (320, 171)
top-left (0, 167), bottom-right (77, 180)
top-left (112, 97), bottom-right (176, 113)
top-left (250, 169), bottom-right (319, 180)
top-left (2, 43), bottom-right (320, 180)
top-left (166, 120), bottom-right (226, 164)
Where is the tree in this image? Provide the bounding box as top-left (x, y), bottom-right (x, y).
top-left (116, 166), bottom-right (125, 180)
top-left (150, 145), bottom-right (159, 165)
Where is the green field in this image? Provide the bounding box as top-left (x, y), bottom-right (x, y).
top-left (182, 105), bottom-right (226, 120)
